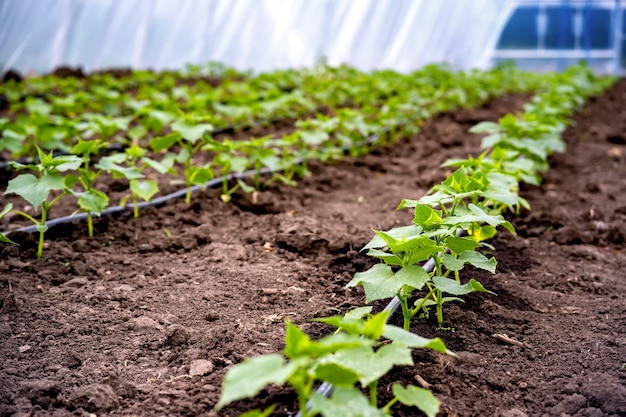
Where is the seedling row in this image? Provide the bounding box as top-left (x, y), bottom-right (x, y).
top-left (216, 64), bottom-right (614, 416)
top-left (0, 62), bottom-right (613, 416)
top-left (1, 63), bottom-right (543, 258)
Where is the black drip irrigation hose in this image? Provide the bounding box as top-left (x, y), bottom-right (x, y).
top-left (5, 131), bottom-right (384, 236)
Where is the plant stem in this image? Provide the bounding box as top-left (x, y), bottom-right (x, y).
top-left (87, 211), bottom-right (93, 238)
top-left (436, 289), bottom-right (444, 327)
top-left (37, 204), bottom-right (47, 259)
top-left (133, 194), bottom-right (139, 218)
top-left (369, 381), bottom-right (378, 408)
top-left (399, 295), bottom-right (411, 331)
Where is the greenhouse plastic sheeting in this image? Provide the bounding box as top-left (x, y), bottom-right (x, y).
top-left (0, 0), bottom-right (512, 75)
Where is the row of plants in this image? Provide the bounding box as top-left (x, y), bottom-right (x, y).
top-left (214, 63), bottom-right (614, 416)
top-left (0, 64), bottom-right (544, 259)
top-left (0, 63), bottom-right (539, 160)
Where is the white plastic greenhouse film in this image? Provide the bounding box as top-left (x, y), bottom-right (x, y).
top-left (0, 0), bottom-right (511, 75)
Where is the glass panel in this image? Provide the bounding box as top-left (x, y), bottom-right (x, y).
top-left (581, 8), bottom-right (611, 49)
top-left (497, 7), bottom-right (539, 49)
top-left (545, 6), bottom-right (575, 49)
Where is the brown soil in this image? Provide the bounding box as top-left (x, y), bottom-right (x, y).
top-left (1, 81), bottom-right (626, 417)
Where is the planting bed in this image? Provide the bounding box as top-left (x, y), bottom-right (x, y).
top-left (1, 77), bottom-right (626, 417)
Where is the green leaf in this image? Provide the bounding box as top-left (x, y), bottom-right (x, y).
top-left (344, 306), bottom-right (373, 320)
top-left (143, 155), bottom-right (177, 175)
top-left (382, 325), bottom-right (450, 354)
top-left (238, 406), bottom-right (276, 417)
top-left (130, 179), bottom-right (158, 202)
top-left (459, 250), bottom-right (497, 273)
top-left (469, 121), bottom-right (501, 134)
top-left (186, 166), bottom-right (213, 186)
top-left (237, 178), bottom-right (256, 194)
top-left (78, 189), bottom-right (109, 215)
top-left (216, 354), bottom-right (296, 409)
top-left (413, 204), bottom-right (443, 229)
top-left (322, 344), bottom-right (412, 387)
top-left (311, 386), bottom-right (388, 417)
top-left (6, 173), bottom-right (65, 209)
top-left (0, 233), bottom-right (17, 245)
top-left (392, 384), bottom-right (440, 417)
top-left (171, 119), bottom-right (213, 143)
top-left (431, 277), bottom-right (494, 296)
top-left (346, 264), bottom-right (428, 303)
top-left (0, 203), bottom-right (14, 219)
top-left (362, 225), bottom-right (422, 251)
top-left (444, 204), bottom-right (515, 234)
top-left (284, 321), bottom-right (370, 359)
top-left (442, 253), bottom-right (464, 271)
top-left (96, 156), bottom-right (143, 180)
top-left (150, 132), bottom-right (181, 152)
top-left (445, 236), bottom-right (480, 254)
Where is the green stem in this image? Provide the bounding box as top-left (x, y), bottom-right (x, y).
top-left (369, 381), bottom-right (378, 408)
top-left (383, 398), bottom-right (398, 413)
top-left (436, 289), bottom-right (444, 327)
top-left (87, 211), bottom-right (93, 238)
top-left (10, 210), bottom-right (39, 225)
top-left (185, 182), bottom-right (192, 205)
top-left (399, 295), bottom-right (411, 331)
top-left (411, 285), bottom-right (436, 318)
top-left (133, 194), bottom-right (139, 218)
top-left (37, 204), bottom-right (47, 259)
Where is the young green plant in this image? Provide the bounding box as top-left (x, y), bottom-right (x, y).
top-left (5, 147), bottom-right (82, 258)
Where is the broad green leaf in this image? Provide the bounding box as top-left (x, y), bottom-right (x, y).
top-left (186, 166), bottom-right (213, 186)
top-left (238, 406), bottom-right (276, 417)
top-left (445, 236), bottom-right (480, 254)
top-left (130, 179), bottom-right (158, 202)
top-left (362, 225), bottom-right (422, 251)
top-left (311, 386), bottom-right (387, 417)
top-left (346, 264), bottom-right (393, 303)
top-left (0, 233), bottom-right (17, 245)
top-left (382, 325), bottom-right (450, 353)
top-left (237, 178), bottom-right (255, 194)
top-left (362, 310), bottom-right (390, 340)
top-left (344, 306), bottom-right (372, 320)
top-left (348, 265), bottom-right (427, 303)
top-left (150, 132), bottom-right (181, 152)
top-left (216, 354), bottom-right (296, 409)
top-left (313, 362), bottom-right (361, 386)
top-left (431, 276), bottom-right (494, 296)
top-left (71, 139), bottom-right (102, 156)
top-left (78, 189), bottom-right (109, 215)
top-left (392, 384), bottom-right (440, 417)
top-left (444, 204), bottom-right (515, 234)
top-left (143, 155), bottom-right (176, 175)
top-left (469, 121), bottom-right (501, 134)
top-left (442, 253), bottom-right (464, 271)
top-left (323, 344), bottom-right (412, 387)
top-left (459, 250), bottom-right (497, 273)
top-left (413, 204), bottom-right (443, 229)
top-left (6, 173), bottom-right (65, 209)
top-left (96, 157), bottom-right (143, 180)
top-left (171, 119), bottom-right (213, 143)
top-left (0, 204), bottom-right (14, 219)
top-left (284, 321), bottom-right (369, 359)
top-left (45, 155), bottom-right (82, 172)
top-left (365, 249), bottom-right (403, 266)
top-left (469, 225), bottom-right (497, 242)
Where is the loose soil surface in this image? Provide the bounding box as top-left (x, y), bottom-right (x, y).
top-left (1, 81), bottom-right (625, 417)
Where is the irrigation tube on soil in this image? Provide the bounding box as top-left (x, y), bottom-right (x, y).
top-left (5, 132), bottom-right (382, 236)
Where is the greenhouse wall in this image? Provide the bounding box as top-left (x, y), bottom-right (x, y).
top-left (0, 0), bottom-right (624, 75)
